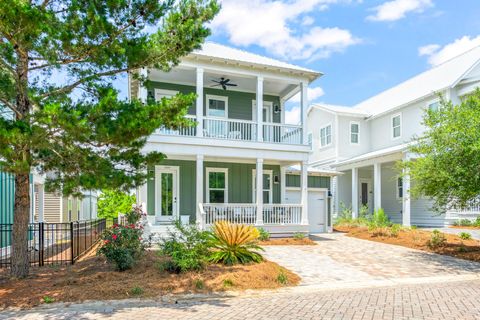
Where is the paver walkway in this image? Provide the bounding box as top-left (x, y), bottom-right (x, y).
top-left (263, 233), bottom-right (480, 288)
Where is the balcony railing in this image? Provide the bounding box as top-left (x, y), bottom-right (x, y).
top-left (200, 203), bottom-right (303, 227)
top-left (156, 116), bottom-right (304, 145)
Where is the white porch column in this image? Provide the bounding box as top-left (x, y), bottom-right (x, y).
top-left (351, 168), bottom-right (358, 219)
top-left (196, 154), bottom-right (204, 227)
top-left (300, 81), bottom-right (308, 145)
top-left (373, 162), bottom-right (382, 211)
top-left (137, 67), bottom-right (148, 103)
top-left (402, 154), bottom-right (411, 226)
top-left (196, 67), bottom-right (204, 137)
top-left (255, 158), bottom-right (264, 225)
top-left (256, 76), bottom-right (264, 142)
top-left (37, 184), bottom-right (45, 223)
top-left (136, 169), bottom-right (148, 212)
top-left (301, 161), bottom-right (309, 225)
top-left (280, 166), bottom-right (287, 203)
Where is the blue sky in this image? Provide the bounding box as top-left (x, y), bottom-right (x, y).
top-left (205, 0), bottom-right (480, 122)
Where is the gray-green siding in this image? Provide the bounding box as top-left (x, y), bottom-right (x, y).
top-left (148, 82), bottom-right (281, 123)
top-left (147, 160), bottom-right (281, 222)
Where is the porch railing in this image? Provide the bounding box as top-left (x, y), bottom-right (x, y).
top-left (203, 117), bottom-right (257, 141)
top-left (200, 203), bottom-right (303, 227)
top-left (448, 197), bottom-right (480, 215)
top-left (156, 115), bottom-right (197, 136)
top-left (263, 123), bottom-right (302, 145)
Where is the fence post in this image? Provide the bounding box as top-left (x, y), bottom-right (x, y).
top-left (70, 221), bottom-right (74, 265)
top-left (39, 222), bottom-right (44, 267)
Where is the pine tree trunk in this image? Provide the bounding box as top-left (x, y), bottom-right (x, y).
top-left (11, 173), bottom-right (30, 278)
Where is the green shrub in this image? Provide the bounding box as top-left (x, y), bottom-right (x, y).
top-left (458, 246), bottom-right (468, 253)
top-left (410, 225), bottom-right (418, 230)
top-left (459, 232), bottom-right (472, 240)
top-left (359, 204), bottom-right (370, 219)
top-left (277, 272), bottom-right (288, 285)
top-left (389, 224), bottom-right (401, 237)
top-left (208, 221), bottom-right (263, 265)
top-left (223, 278), bottom-right (234, 288)
top-left (193, 279), bottom-right (204, 290)
top-left (159, 220), bottom-right (210, 273)
top-left (257, 227), bottom-right (270, 241)
top-left (428, 229), bottom-right (446, 249)
top-left (130, 286), bottom-right (144, 296)
top-left (98, 224), bottom-right (145, 271)
top-left (474, 217), bottom-right (480, 227)
top-left (125, 205), bottom-right (145, 225)
top-left (43, 296), bottom-right (55, 304)
top-left (458, 219), bottom-right (473, 226)
top-left (293, 232), bottom-right (306, 240)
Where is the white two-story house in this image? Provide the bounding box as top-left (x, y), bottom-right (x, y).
top-left (131, 42), bottom-right (335, 236)
top-left (308, 46), bottom-right (480, 227)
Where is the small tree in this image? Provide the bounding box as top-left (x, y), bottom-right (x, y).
top-left (0, 0), bottom-right (218, 277)
top-left (97, 190), bottom-right (136, 219)
top-left (404, 89), bottom-right (480, 212)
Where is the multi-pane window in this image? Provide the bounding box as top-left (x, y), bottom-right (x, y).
top-left (392, 114), bottom-right (401, 138)
top-left (253, 171), bottom-right (273, 204)
top-left (397, 177), bottom-right (403, 199)
top-left (320, 124), bottom-right (332, 147)
top-left (207, 168), bottom-right (228, 203)
top-left (350, 122), bottom-right (359, 144)
top-left (207, 95), bottom-right (227, 118)
top-left (428, 101), bottom-right (440, 112)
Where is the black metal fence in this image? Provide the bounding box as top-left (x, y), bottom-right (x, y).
top-left (0, 218), bottom-right (108, 268)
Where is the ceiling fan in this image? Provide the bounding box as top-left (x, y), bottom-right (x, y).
top-left (211, 77), bottom-right (237, 90)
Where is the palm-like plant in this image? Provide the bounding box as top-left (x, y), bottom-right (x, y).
top-left (208, 221), bottom-right (264, 265)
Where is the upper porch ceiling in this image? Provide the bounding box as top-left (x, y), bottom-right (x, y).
top-left (148, 67), bottom-right (299, 99)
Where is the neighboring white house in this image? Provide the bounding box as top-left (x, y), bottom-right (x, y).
top-left (308, 46), bottom-right (480, 227)
top-left (132, 42), bottom-right (337, 236)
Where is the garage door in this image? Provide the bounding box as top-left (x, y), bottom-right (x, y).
top-left (285, 190), bottom-right (327, 233)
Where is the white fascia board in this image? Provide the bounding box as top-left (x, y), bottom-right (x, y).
top-left (451, 58), bottom-right (480, 89)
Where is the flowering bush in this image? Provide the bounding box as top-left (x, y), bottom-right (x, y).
top-left (98, 223), bottom-right (145, 271)
top-left (125, 204), bottom-right (146, 225)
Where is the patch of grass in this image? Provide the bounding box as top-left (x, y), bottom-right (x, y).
top-left (222, 278), bottom-right (234, 288)
top-left (293, 232), bottom-right (306, 240)
top-left (193, 279), bottom-right (204, 290)
top-left (130, 286), bottom-right (144, 296)
top-left (277, 272), bottom-right (288, 285)
top-left (42, 296), bottom-right (55, 304)
top-left (459, 232), bottom-right (472, 240)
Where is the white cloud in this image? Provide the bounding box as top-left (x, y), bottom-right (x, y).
top-left (211, 0), bottom-right (360, 61)
top-left (419, 35), bottom-right (480, 66)
top-left (290, 86), bottom-right (325, 103)
top-left (285, 106), bottom-right (301, 124)
top-left (367, 0), bottom-right (433, 22)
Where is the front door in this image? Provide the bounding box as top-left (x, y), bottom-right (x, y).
top-left (358, 179), bottom-right (372, 213)
top-left (155, 166), bottom-right (179, 223)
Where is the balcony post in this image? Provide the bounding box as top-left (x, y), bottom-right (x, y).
top-left (352, 167), bottom-right (358, 219)
top-left (196, 154), bottom-right (204, 227)
top-left (402, 153), bottom-right (411, 227)
top-left (374, 162), bottom-right (382, 211)
top-left (37, 183), bottom-right (45, 223)
top-left (255, 158), bottom-right (264, 225)
top-left (301, 161), bottom-right (309, 225)
top-left (196, 67), bottom-right (204, 137)
top-left (138, 67), bottom-right (148, 103)
top-left (300, 81), bottom-right (308, 145)
top-left (256, 76), bottom-right (264, 142)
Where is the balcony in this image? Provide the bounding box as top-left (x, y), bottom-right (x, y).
top-left (156, 116), bottom-right (304, 145)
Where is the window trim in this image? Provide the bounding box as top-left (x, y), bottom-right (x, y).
top-left (206, 94), bottom-right (228, 119)
top-left (426, 98), bottom-right (441, 112)
top-left (391, 113), bottom-right (402, 140)
top-left (252, 169), bottom-right (273, 204)
top-left (396, 177), bottom-right (403, 200)
top-left (307, 132), bottom-right (313, 151)
top-left (154, 89), bottom-right (179, 101)
top-left (206, 167), bottom-right (228, 203)
top-left (349, 121), bottom-right (360, 145)
top-left (319, 123), bottom-right (332, 148)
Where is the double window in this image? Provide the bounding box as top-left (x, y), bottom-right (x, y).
top-left (350, 122), bottom-right (359, 144)
top-left (391, 114), bottom-right (401, 139)
top-left (206, 168), bottom-right (228, 203)
top-left (319, 124), bottom-right (332, 147)
top-left (206, 95), bottom-right (228, 118)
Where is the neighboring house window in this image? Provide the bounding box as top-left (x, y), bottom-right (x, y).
top-left (397, 177), bottom-right (403, 199)
top-left (320, 124), bottom-right (332, 147)
top-left (391, 114), bottom-right (401, 139)
top-left (206, 168), bottom-right (228, 203)
top-left (428, 100), bottom-right (440, 112)
top-left (350, 122), bottom-right (360, 144)
top-left (307, 132), bottom-right (313, 150)
top-left (206, 95), bottom-right (228, 118)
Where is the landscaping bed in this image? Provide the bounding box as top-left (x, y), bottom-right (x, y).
top-left (335, 225), bottom-right (480, 263)
top-left (259, 238), bottom-right (317, 246)
top-left (0, 249), bottom-right (299, 309)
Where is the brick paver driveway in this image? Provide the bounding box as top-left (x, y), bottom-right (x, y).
top-left (3, 233), bottom-right (480, 320)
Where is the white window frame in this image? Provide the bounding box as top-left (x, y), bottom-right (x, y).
top-left (350, 121), bottom-right (360, 145)
top-left (154, 89), bottom-right (179, 101)
top-left (391, 113), bottom-right (402, 140)
top-left (206, 167), bottom-right (228, 203)
top-left (307, 132), bottom-right (313, 151)
top-left (252, 169), bottom-right (273, 204)
top-left (206, 94), bottom-right (228, 119)
top-left (251, 100), bottom-right (273, 123)
top-left (427, 98), bottom-right (441, 112)
top-left (396, 177), bottom-right (403, 200)
top-left (319, 123), bottom-right (332, 148)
